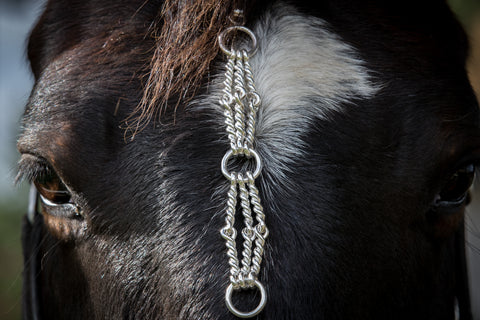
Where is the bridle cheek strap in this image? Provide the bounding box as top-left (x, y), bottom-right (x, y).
top-left (23, 184), bottom-right (42, 320)
top-left (455, 219), bottom-right (473, 320)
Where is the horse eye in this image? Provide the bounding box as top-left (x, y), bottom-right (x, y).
top-left (34, 170), bottom-right (72, 205)
top-left (437, 164), bottom-right (475, 205)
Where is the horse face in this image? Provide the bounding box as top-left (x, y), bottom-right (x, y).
top-left (18, 0), bottom-right (479, 319)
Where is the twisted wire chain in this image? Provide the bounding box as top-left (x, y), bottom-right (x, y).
top-left (221, 56), bottom-right (237, 151)
top-left (221, 50), bottom-right (267, 284)
top-left (238, 174), bottom-right (255, 287)
top-left (243, 51), bottom-right (260, 150)
top-left (220, 179), bottom-right (241, 285)
top-left (247, 171), bottom-right (268, 277)
top-left (219, 23), bottom-right (268, 318)
top-left (233, 50), bottom-right (247, 154)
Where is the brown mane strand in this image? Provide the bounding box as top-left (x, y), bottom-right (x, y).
top-left (127, 0), bottom-right (253, 136)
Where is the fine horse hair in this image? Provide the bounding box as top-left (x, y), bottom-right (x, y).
top-left (17, 0), bottom-right (479, 319)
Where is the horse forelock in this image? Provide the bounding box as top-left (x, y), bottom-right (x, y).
top-left (127, 0), bottom-right (260, 136)
top-left (26, 0), bottom-right (259, 137)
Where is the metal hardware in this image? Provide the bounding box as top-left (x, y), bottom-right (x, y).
top-left (218, 16), bottom-right (268, 318)
top-left (221, 149), bottom-right (262, 182)
top-left (218, 26), bottom-right (258, 58)
top-left (225, 279), bottom-right (267, 318)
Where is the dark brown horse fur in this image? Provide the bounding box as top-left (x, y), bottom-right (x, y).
top-left (17, 0), bottom-right (479, 319)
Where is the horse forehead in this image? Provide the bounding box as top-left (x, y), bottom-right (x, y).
top-left (18, 45), bottom-right (136, 178)
top-left (19, 2), bottom-right (476, 173)
top-left (195, 6), bottom-right (380, 181)
top-left (250, 8), bottom-right (378, 148)
top-left (27, 0), bottom-right (155, 76)
top-left (21, 48), bottom-right (107, 130)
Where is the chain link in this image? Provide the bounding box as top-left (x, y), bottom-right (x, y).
top-left (218, 23), bottom-right (268, 318)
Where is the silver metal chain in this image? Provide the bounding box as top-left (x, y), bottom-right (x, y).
top-left (218, 22), bottom-right (268, 318)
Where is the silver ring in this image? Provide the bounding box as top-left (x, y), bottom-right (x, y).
top-left (218, 26), bottom-right (258, 57)
top-left (221, 149), bottom-right (262, 182)
top-left (225, 280), bottom-right (267, 318)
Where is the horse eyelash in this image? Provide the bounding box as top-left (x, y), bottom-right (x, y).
top-left (15, 157), bottom-right (52, 186)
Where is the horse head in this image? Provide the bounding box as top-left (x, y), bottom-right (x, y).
top-left (18, 0), bottom-right (479, 319)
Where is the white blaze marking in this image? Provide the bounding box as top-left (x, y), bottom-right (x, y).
top-left (195, 4), bottom-right (379, 184)
top-left (249, 5), bottom-right (378, 181)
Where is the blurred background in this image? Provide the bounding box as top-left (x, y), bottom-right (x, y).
top-left (1, 0), bottom-right (45, 318)
top-left (0, 0), bottom-right (479, 319)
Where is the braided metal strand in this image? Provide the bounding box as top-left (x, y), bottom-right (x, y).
top-left (243, 51), bottom-right (261, 150)
top-left (221, 53), bottom-right (235, 105)
top-left (233, 50), bottom-right (247, 100)
top-left (221, 56), bottom-right (237, 151)
top-left (237, 173), bottom-right (255, 287)
top-left (218, 22), bottom-right (268, 318)
top-left (232, 50), bottom-right (247, 153)
top-left (246, 172), bottom-right (268, 277)
top-left (220, 179), bottom-right (241, 286)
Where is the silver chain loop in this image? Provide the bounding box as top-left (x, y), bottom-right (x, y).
top-left (218, 22), bottom-right (268, 318)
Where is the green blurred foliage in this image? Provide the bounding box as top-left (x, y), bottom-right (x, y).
top-left (449, 0), bottom-right (480, 27)
top-left (0, 196), bottom-right (27, 320)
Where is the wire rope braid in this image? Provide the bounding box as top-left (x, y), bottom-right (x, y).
top-left (218, 19), bottom-right (269, 318)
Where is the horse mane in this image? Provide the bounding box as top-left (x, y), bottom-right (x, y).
top-left (126, 0), bottom-right (257, 135)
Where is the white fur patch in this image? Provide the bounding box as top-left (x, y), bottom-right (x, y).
top-left (249, 5), bottom-right (378, 178)
top-left (196, 4), bottom-right (378, 183)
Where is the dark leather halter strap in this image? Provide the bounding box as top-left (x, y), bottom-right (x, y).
top-left (24, 185), bottom-right (41, 320)
top-left (456, 220), bottom-right (473, 320)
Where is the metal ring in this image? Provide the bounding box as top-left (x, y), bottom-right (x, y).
top-left (218, 26), bottom-right (258, 58)
top-left (221, 149), bottom-right (262, 182)
top-left (225, 280), bottom-right (267, 318)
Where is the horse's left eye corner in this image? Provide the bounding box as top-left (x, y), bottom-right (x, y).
top-left (428, 163), bottom-right (476, 237)
top-left (435, 163), bottom-right (476, 207)
top-left (21, 156), bottom-right (88, 240)
top-left (37, 188), bottom-right (87, 241)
